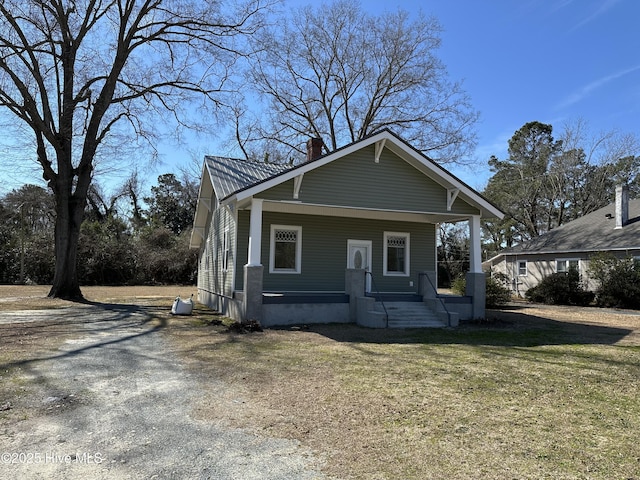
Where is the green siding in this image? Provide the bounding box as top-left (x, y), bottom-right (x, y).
top-left (199, 204), bottom-right (236, 297)
top-left (235, 211), bottom-right (435, 292)
top-left (235, 211), bottom-right (250, 291)
top-left (260, 145), bottom-right (480, 215)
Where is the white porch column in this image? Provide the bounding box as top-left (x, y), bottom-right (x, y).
top-left (469, 215), bottom-right (482, 273)
top-left (247, 198), bottom-right (263, 266)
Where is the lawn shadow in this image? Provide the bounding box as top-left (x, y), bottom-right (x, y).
top-left (296, 306), bottom-right (635, 348)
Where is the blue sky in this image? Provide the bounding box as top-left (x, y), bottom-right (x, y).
top-left (154, 0), bottom-right (640, 190)
top-left (2, 0), bottom-right (639, 195)
top-left (424, 0), bottom-right (640, 188)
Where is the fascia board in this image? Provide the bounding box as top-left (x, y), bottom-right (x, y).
top-left (189, 160), bottom-right (219, 249)
top-left (382, 138), bottom-right (504, 220)
top-left (190, 161), bottom-right (209, 248)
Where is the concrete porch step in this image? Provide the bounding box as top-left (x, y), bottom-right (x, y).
top-left (381, 301), bottom-right (446, 328)
top-left (387, 318), bottom-right (446, 328)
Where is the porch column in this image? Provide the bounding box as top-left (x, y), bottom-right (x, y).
top-left (469, 215), bottom-right (482, 273)
top-left (466, 214), bottom-right (485, 319)
top-left (247, 198), bottom-right (263, 266)
top-left (244, 197), bottom-right (264, 323)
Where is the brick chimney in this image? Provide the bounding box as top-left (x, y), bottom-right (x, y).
top-left (306, 137), bottom-right (324, 162)
top-left (615, 184), bottom-right (629, 229)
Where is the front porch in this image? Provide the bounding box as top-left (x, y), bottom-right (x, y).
top-left (237, 267), bottom-right (484, 328)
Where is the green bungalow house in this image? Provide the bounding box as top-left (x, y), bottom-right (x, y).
top-left (190, 129), bottom-right (504, 327)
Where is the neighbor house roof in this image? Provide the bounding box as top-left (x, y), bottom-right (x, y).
top-left (488, 198), bottom-right (640, 261)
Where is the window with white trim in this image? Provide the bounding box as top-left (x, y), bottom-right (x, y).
top-left (204, 237), bottom-right (211, 271)
top-left (556, 258), bottom-right (579, 273)
top-left (384, 232), bottom-right (410, 276)
top-left (518, 260), bottom-right (527, 276)
top-left (222, 229), bottom-right (230, 271)
top-left (270, 225), bottom-right (302, 273)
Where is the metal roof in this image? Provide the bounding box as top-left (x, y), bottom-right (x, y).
top-left (204, 155), bottom-right (291, 201)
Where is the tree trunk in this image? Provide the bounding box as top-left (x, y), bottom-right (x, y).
top-left (48, 191), bottom-right (85, 300)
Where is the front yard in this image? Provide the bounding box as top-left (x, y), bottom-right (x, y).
top-left (1, 286), bottom-right (639, 479)
top-left (168, 303), bottom-right (640, 479)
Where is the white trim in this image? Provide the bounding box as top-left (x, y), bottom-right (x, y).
top-left (269, 225), bottom-right (302, 274)
top-left (469, 215), bottom-right (482, 273)
top-left (222, 228), bottom-right (230, 272)
top-left (200, 197), bottom-right (213, 212)
top-left (486, 247), bottom-right (640, 265)
top-left (447, 188), bottom-right (459, 211)
top-left (254, 199), bottom-right (472, 223)
top-left (517, 260), bottom-right (528, 276)
top-left (247, 198), bottom-right (263, 266)
top-left (204, 237), bottom-right (211, 272)
top-left (374, 139), bottom-right (386, 163)
top-left (383, 232), bottom-right (410, 276)
top-left (193, 226), bottom-right (206, 240)
top-left (293, 174), bottom-right (304, 199)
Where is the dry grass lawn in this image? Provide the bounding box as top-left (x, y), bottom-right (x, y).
top-left (2, 286), bottom-right (640, 479)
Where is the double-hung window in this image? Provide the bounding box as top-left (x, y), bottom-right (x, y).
top-left (384, 232), bottom-right (410, 276)
top-left (556, 259), bottom-right (579, 273)
top-left (270, 225), bottom-right (302, 274)
top-left (518, 260), bottom-right (527, 276)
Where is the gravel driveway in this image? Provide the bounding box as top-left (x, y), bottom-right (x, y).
top-left (0, 304), bottom-right (329, 479)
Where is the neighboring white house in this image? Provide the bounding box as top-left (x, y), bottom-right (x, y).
top-left (484, 186), bottom-right (640, 296)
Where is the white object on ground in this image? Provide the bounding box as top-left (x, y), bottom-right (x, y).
top-left (171, 295), bottom-right (193, 315)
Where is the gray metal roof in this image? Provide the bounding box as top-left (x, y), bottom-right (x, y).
top-left (204, 156), bottom-right (291, 200)
top-left (505, 198), bottom-right (640, 255)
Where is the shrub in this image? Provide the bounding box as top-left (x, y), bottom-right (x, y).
top-left (450, 274), bottom-right (512, 308)
top-left (451, 275), bottom-right (466, 295)
top-left (525, 269), bottom-right (594, 306)
top-left (485, 276), bottom-right (512, 308)
top-left (588, 253), bottom-right (640, 309)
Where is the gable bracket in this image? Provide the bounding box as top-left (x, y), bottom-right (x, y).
top-left (447, 188), bottom-right (460, 211)
top-left (193, 227), bottom-right (206, 240)
top-left (200, 197), bottom-right (213, 212)
top-left (293, 173), bottom-right (304, 199)
top-left (374, 139), bottom-right (387, 163)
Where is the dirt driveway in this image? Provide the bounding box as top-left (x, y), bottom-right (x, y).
top-left (0, 293), bottom-right (329, 480)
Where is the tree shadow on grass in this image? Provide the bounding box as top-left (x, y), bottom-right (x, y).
top-left (293, 306), bottom-right (636, 348)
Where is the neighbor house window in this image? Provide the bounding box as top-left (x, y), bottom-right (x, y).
top-left (556, 259), bottom-right (579, 273)
top-left (384, 232), bottom-right (410, 276)
top-left (222, 229), bottom-right (230, 271)
top-left (518, 260), bottom-right (527, 276)
top-left (270, 225), bottom-right (302, 274)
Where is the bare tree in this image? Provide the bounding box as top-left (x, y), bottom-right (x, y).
top-left (483, 120), bottom-right (640, 250)
top-left (0, 0), bottom-right (266, 299)
top-left (244, 0), bottom-right (478, 164)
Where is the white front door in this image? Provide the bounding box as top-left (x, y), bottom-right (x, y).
top-left (347, 240), bottom-right (372, 292)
